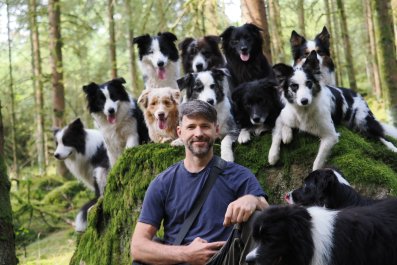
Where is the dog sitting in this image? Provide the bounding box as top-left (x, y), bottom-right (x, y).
top-left (268, 51), bottom-right (397, 170)
top-left (179, 35), bottom-right (225, 74)
top-left (246, 201), bottom-right (397, 265)
top-left (285, 168), bottom-right (382, 209)
top-left (133, 32), bottom-right (180, 89)
top-left (53, 118), bottom-right (109, 231)
top-left (83, 77), bottom-right (149, 166)
top-left (232, 78), bottom-right (282, 144)
top-left (220, 23), bottom-right (274, 91)
top-left (290, 26), bottom-right (336, 86)
top-left (177, 69), bottom-right (238, 161)
top-left (138, 87), bottom-right (180, 143)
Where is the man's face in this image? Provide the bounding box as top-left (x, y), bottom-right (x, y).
top-left (177, 115), bottom-right (219, 157)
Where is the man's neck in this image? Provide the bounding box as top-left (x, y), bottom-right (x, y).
top-left (183, 152), bottom-right (214, 173)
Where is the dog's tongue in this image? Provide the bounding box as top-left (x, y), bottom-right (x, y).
top-left (240, 53), bottom-right (250, 61)
top-left (158, 119), bottom-right (167, 130)
top-left (157, 68), bottom-right (166, 80)
top-left (107, 115), bottom-right (116, 124)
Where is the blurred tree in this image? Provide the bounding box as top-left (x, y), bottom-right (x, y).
top-left (108, 0), bottom-right (117, 79)
top-left (269, 0), bottom-right (285, 63)
top-left (297, 0), bottom-right (305, 37)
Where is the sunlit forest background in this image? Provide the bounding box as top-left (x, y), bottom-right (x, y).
top-left (1, 0), bottom-right (397, 264)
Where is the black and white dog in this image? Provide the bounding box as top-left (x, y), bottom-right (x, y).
top-left (220, 23), bottom-right (274, 91)
top-left (232, 78), bottom-right (282, 144)
top-left (177, 69), bottom-right (238, 162)
top-left (133, 32), bottom-right (180, 89)
top-left (285, 168), bottom-right (381, 209)
top-left (290, 26), bottom-right (336, 86)
top-left (53, 118), bottom-right (109, 231)
top-left (246, 200), bottom-right (397, 265)
top-left (179, 35), bottom-right (225, 74)
top-left (82, 77), bottom-right (149, 166)
top-left (268, 51), bottom-right (397, 170)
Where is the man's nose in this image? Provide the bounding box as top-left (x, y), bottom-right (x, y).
top-left (193, 127), bottom-right (204, 137)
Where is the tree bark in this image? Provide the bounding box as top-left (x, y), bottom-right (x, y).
top-left (240, 0), bottom-right (273, 64)
top-left (108, 0), bottom-right (117, 79)
top-left (375, 0), bottom-right (397, 125)
top-left (29, 0), bottom-right (46, 175)
top-left (125, 0), bottom-right (139, 95)
top-left (336, 0), bottom-right (357, 91)
top-left (391, 0), bottom-right (397, 57)
top-left (297, 0), bottom-right (306, 37)
top-left (324, 0), bottom-right (339, 85)
top-left (48, 0), bottom-right (68, 177)
top-left (0, 101), bottom-right (4, 157)
top-left (268, 0), bottom-right (285, 63)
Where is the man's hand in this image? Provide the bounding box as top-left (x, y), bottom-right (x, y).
top-left (223, 195), bottom-right (268, 226)
top-left (184, 237), bottom-right (225, 265)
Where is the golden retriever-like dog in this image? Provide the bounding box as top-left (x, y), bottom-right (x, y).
top-left (138, 87), bottom-right (180, 143)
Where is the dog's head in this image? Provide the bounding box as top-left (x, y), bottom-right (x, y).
top-left (273, 51), bottom-right (322, 107)
top-left (246, 205), bottom-right (314, 265)
top-left (220, 23), bottom-right (263, 62)
top-left (138, 87), bottom-right (180, 130)
top-left (179, 35), bottom-right (225, 73)
top-left (290, 27), bottom-right (332, 66)
top-left (82, 77), bottom-right (129, 124)
top-left (177, 68), bottom-right (229, 106)
top-left (232, 78), bottom-right (281, 127)
top-left (285, 168), bottom-right (350, 207)
top-left (133, 32), bottom-right (179, 80)
top-left (54, 118), bottom-right (86, 160)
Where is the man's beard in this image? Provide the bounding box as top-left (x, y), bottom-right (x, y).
top-left (187, 136), bottom-right (214, 157)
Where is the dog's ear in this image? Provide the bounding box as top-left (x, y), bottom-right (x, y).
top-left (159, 32), bottom-right (178, 42)
top-left (245, 23), bottom-right (263, 32)
top-left (52, 127), bottom-right (60, 136)
top-left (69, 118), bottom-right (85, 131)
top-left (177, 73), bottom-right (195, 92)
top-left (231, 83), bottom-right (246, 105)
top-left (302, 51), bottom-right (320, 73)
top-left (220, 26), bottom-right (235, 42)
top-left (272, 64), bottom-right (294, 87)
top-left (290, 30), bottom-right (306, 48)
top-left (137, 90), bottom-right (150, 109)
top-left (315, 26), bottom-right (331, 53)
top-left (204, 35), bottom-right (221, 45)
top-left (82, 82), bottom-right (98, 95)
top-left (132, 34), bottom-right (151, 47)
top-left (170, 88), bottom-right (181, 103)
top-left (211, 68), bottom-right (230, 81)
top-left (178, 37), bottom-right (195, 51)
top-left (113, 77), bottom-right (126, 84)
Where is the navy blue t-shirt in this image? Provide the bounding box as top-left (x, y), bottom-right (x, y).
top-left (138, 157), bottom-right (267, 245)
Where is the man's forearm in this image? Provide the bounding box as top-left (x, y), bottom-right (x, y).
top-left (256, 196), bottom-right (269, 210)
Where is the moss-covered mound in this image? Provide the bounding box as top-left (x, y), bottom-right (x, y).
top-left (70, 127), bottom-right (397, 265)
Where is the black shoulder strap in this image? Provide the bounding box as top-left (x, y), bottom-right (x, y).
top-left (173, 156), bottom-right (227, 245)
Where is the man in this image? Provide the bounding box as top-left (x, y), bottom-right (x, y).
top-left (131, 100), bottom-right (269, 265)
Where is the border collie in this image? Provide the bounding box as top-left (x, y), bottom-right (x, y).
top-left (82, 77), bottom-right (149, 166)
top-left (285, 168), bottom-right (382, 209)
top-left (54, 118), bottom-right (109, 232)
top-left (177, 69), bottom-right (238, 161)
top-left (138, 87), bottom-right (180, 143)
top-left (232, 78), bottom-right (282, 144)
top-left (247, 201), bottom-right (397, 265)
top-left (133, 32), bottom-right (180, 89)
top-left (290, 26), bottom-right (336, 86)
top-left (179, 35), bottom-right (225, 73)
top-left (268, 51), bottom-right (397, 170)
top-left (220, 23), bottom-right (274, 91)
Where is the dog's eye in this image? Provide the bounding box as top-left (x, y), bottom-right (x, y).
top-left (306, 81), bottom-right (313, 89)
top-left (202, 51), bottom-right (210, 57)
top-left (210, 84), bottom-right (216, 89)
top-left (231, 40), bottom-right (239, 45)
top-left (290, 84), bottom-right (299, 92)
top-left (304, 51), bottom-right (310, 56)
top-left (148, 50), bottom-right (154, 54)
top-left (317, 51), bottom-right (325, 56)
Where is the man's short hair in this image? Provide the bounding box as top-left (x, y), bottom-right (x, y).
top-left (179, 100), bottom-right (217, 123)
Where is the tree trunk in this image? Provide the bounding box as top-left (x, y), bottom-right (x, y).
top-left (204, 0), bottom-right (219, 35)
top-left (324, 0), bottom-right (339, 85)
top-left (0, 102), bottom-right (4, 157)
top-left (108, 0), bottom-right (117, 79)
top-left (391, 0), bottom-right (397, 57)
top-left (48, 0), bottom-right (68, 177)
top-left (125, 0), bottom-right (139, 95)
top-left (29, 0), bottom-right (46, 175)
top-left (330, 0), bottom-right (343, 86)
top-left (268, 0), bottom-right (285, 63)
top-left (375, 0), bottom-right (397, 125)
top-left (240, 0), bottom-right (273, 64)
top-left (363, 0), bottom-right (382, 98)
top-left (336, 0), bottom-right (357, 91)
top-left (6, 0), bottom-right (19, 179)
top-left (297, 0), bottom-right (305, 36)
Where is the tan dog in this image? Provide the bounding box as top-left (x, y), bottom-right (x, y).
top-left (138, 87), bottom-right (180, 143)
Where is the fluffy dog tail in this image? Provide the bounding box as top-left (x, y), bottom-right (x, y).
top-left (75, 198), bottom-right (98, 232)
top-left (382, 123), bottom-right (397, 139)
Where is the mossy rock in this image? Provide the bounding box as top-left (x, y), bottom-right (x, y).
top-left (70, 127), bottom-right (397, 265)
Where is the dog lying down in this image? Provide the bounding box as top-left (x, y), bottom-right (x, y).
top-left (285, 168), bottom-right (383, 209)
top-left (247, 200), bottom-right (397, 265)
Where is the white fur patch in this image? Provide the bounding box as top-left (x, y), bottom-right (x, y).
top-left (332, 170), bottom-right (350, 186)
top-left (192, 53), bottom-right (207, 72)
top-left (75, 211), bottom-right (87, 232)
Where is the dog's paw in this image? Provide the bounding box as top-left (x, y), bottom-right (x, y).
top-left (268, 146), bottom-right (280, 165)
top-left (221, 149), bottom-right (234, 162)
top-left (238, 130), bottom-right (251, 144)
top-left (170, 138), bottom-right (183, 146)
top-left (281, 126), bottom-right (293, 144)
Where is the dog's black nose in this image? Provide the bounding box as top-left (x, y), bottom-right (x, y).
top-left (301, 98), bottom-right (309, 105)
top-left (54, 153), bottom-right (60, 159)
top-left (253, 117), bottom-right (261, 123)
top-left (241, 46), bottom-right (248, 53)
top-left (158, 112), bottom-right (165, 119)
top-left (207, 99), bottom-right (214, 105)
top-left (108, 108), bottom-right (115, 114)
top-left (196, 63), bottom-right (203, 71)
top-left (157, 61), bottom-right (164, 67)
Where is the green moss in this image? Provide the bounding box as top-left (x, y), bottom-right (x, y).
top-left (70, 130), bottom-right (397, 265)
